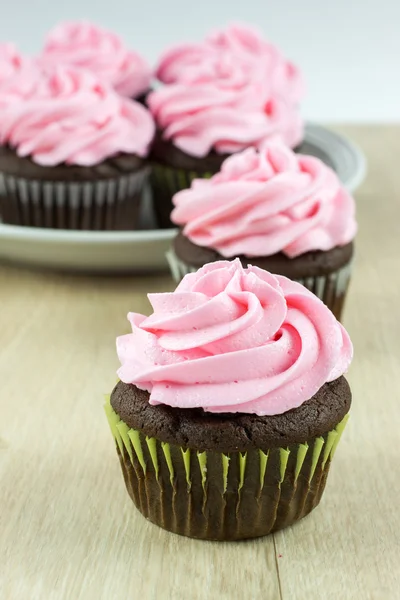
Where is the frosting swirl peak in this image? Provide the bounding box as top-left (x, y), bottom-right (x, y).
top-left (117, 260), bottom-right (353, 416)
top-left (40, 21), bottom-right (151, 98)
top-left (156, 23), bottom-right (304, 105)
top-left (150, 23), bottom-right (304, 156)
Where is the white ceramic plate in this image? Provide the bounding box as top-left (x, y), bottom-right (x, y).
top-left (0, 124), bottom-right (366, 273)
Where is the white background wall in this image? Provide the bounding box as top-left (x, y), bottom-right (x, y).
top-left (1, 0), bottom-right (399, 122)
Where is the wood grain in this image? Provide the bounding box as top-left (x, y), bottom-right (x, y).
top-left (1, 125), bottom-right (399, 600)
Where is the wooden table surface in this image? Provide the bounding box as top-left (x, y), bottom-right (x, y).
top-left (1, 125), bottom-right (399, 600)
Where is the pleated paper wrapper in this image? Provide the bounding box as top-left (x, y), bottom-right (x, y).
top-left (0, 167), bottom-right (149, 230)
top-left (105, 396), bottom-right (349, 541)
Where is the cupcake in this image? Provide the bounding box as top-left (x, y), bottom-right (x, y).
top-left (39, 21), bottom-right (152, 102)
top-left (105, 260), bottom-right (353, 541)
top-left (168, 142), bottom-right (356, 321)
top-left (149, 23), bottom-right (304, 228)
top-left (0, 65), bottom-right (154, 229)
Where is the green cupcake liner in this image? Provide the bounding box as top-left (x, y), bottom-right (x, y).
top-left (105, 396), bottom-right (348, 541)
top-left (150, 164), bottom-right (213, 229)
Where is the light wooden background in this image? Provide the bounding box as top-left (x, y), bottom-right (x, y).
top-left (1, 126), bottom-right (399, 600)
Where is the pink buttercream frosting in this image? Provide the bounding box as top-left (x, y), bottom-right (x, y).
top-left (171, 143), bottom-right (357, 258)
top-left (156, 23), bottom-right (303, 105)
top-left (0, 61), bottom-right (43, 106)
top-left (40, 21), bottom-right (151, 98)
top-left (0, 43), bottom-right (27, 84)
top-left (150, 23), bottom-right (303, 156)
top-left (148, 84), bottom-right (303, 156)
top-left (0, 65), bottom-right (155, 166)
top-left (117, 260), bottom-right (352, 416)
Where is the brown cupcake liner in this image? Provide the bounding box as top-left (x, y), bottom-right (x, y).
top-left (167, 249), bottom-right (352, 321)
top-left (150, 164), bottom-right (213, 229)
top-left (105, 396), bottom-right (349, 541)
top-left (0, 167), bottom-right (149, 230)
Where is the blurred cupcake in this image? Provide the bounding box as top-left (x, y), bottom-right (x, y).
top-left (105, 259), bottom-right (353, 540)
top-left (39, 21), bottom-right (152, 101)
top-left (0, 65), bottom-right (154, 229)
top-left (168, 142), bottom-right (356, 321)
top-left (149, 23), bottom-right (304, 227)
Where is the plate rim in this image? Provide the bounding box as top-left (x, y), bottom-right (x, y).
top-left (304, 122), bottom-right (367, 192)
top-left (0, 223), bottom-right (177, 243)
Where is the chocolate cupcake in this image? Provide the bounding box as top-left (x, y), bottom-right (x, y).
top-left (105, 260), bottom-right (353, 541)
top-left (0, 66), bottom-right (154, 229)
top-left (39, 21), bottom-right (152, 102)
top-left (149, 23), bottom-right (304, 227)
top-left (168, 142), bottom-right (357, 321)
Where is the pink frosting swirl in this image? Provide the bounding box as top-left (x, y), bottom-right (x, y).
top-left (151, 23), bottom-right (304, 156)
top-left (40, 21), bottom-right (151, 98)
top-left (171, 142), bottom-right (357, 258)
top-left (117, 260), bottom-right (352, 416)
top-left (0, 61), bottom-right (43, 106)
top-left (148, 84), bottom-right (303, 156)
top-left (0, 66), bottom-right (155, 166)
top-left (156, 23), bottom-right (303, 105)
top-left (0, 43), bottom-right (28, 84)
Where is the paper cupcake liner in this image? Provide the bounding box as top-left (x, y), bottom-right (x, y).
top-left (167, 250), bottom-right (352, 322)
top-left (150, 164), bottom-right (213, 229)
top-left (105, 396), bottom-right (349, 541)
top-left (0, 168), bottom-right (149, 230)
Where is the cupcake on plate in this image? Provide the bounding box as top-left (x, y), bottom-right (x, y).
top-left (149, 23), bottom-right (304, 228)
top-left (0, 65), bottom-right (154, 229)
top-left (168, 141), bottom-right (356, 321)
top-left (39, 21), bottom-right (152, 102)
top-left (105, 259), bottom-right (353, 541)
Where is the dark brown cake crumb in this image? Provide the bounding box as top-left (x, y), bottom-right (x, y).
top-left (0, 145), bottom-right (144, 181)
top-left (110, 377), bottom-right (351, 453)
top-left (173, 231), bottom-right (354, 279)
